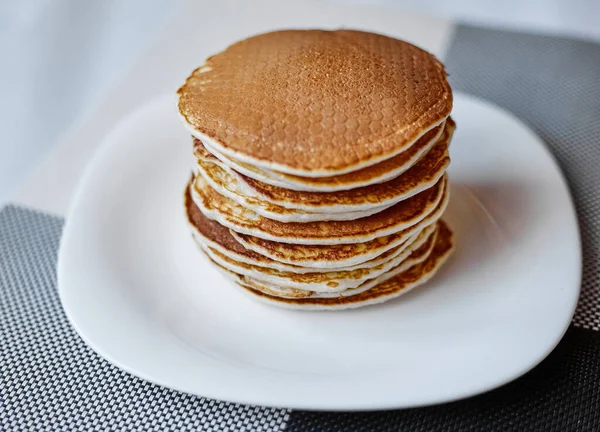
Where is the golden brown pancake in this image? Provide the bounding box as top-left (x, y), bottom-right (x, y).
top-left (237, 140), bottom-right (449, 210)
top-left (228, 225), bottom-right (437, 295)
top-left (194, 153), bottom-right (394, 222)
top-left (231, 183), bottom-right (449, 268)
top-left (185, 184), bottom-right (426, 273)
top-left (233, 221), bottom-right (453, 309)
top-left (184, 184), bottom-right (265, 262)
top-left (179, 30), bottom-right (456, 311)
top-left (191, 174), bottom-right (446, 245)
top-left (203, 224), bottom-right (436, 293)
top-left (178, 30), bottom-right (452, 176)
top-left (234, 226), bottom-right (437, 299)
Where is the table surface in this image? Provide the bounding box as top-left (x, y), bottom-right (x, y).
top-left (2, 0), bottom-right (600, 215)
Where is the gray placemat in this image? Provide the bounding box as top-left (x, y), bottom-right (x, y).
top-left (2, 24), bottom-right (600, 431)
top-left (0, 206), bottom-right (290, 431)
top-left (444, 25), bottom-right (600, 332)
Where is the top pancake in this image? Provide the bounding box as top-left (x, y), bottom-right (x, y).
top-left (178, 29), bottom-right (452, 177)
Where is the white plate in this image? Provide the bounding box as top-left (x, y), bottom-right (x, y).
top-left (58, 93), bottom-right (581, 411)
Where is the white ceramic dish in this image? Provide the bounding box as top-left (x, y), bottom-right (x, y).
top-left (58, 93), bottom-right (581, 410)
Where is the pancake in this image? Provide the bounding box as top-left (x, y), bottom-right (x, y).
top-left (201, 223), bottom-right (437, 293)
top-left (196, 119), bottom-right (452, 192)
top-left (232, 220), bottom-right (454, 310)
top-left (178, 30), bottom-right (452, 177)
top-left (194, 172), bottom-right (391, 223)
top-left (213, 226), bottom-right (436, 299)
top-left (193, 228), bottom-right (419, 273)
top-left (194, 155), bottom-right (393, 222)
top-left (231, 181), bottom-right (449, 268)
top-left (195, 128), bottom-right (449, 215)
top-left (185, 185), bottom-right (432, 273)
top-left (190, 173), bottom-right (447, 245)
top-left (235, 224), bottom-right (438, 298)
top-left (237, 141), bottom-right (448, 211)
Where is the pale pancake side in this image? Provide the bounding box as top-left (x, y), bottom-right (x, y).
top-left (231, 224), bottom-right (438, 297)
top-left (178, 29), bottom-right (452, 176)
top-left (191, 174), bottom-right (446, 245)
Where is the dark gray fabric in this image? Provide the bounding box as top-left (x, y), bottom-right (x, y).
top-left (443, 25), bottom-right (600, 331)
top-left (0, 205), bottom-right (290, 432)
top-left (287, 326), bottom-right (600, 432)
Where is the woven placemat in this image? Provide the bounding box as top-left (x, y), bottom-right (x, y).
top-left (2, 25), bottom-right (600, 431)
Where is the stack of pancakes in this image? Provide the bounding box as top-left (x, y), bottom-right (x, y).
top-left (177, 30), bottom-right (455, 310)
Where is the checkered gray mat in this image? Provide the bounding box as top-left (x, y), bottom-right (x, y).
top-left (0, 206), bottom-right (290, 432)
top-left (2, 25), bottom-right (600, 431)
top-left (445, 26), bottom-right (600, 332)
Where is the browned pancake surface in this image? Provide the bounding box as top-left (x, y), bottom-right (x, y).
top-left (179, 30), bottom-right (452, 173)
